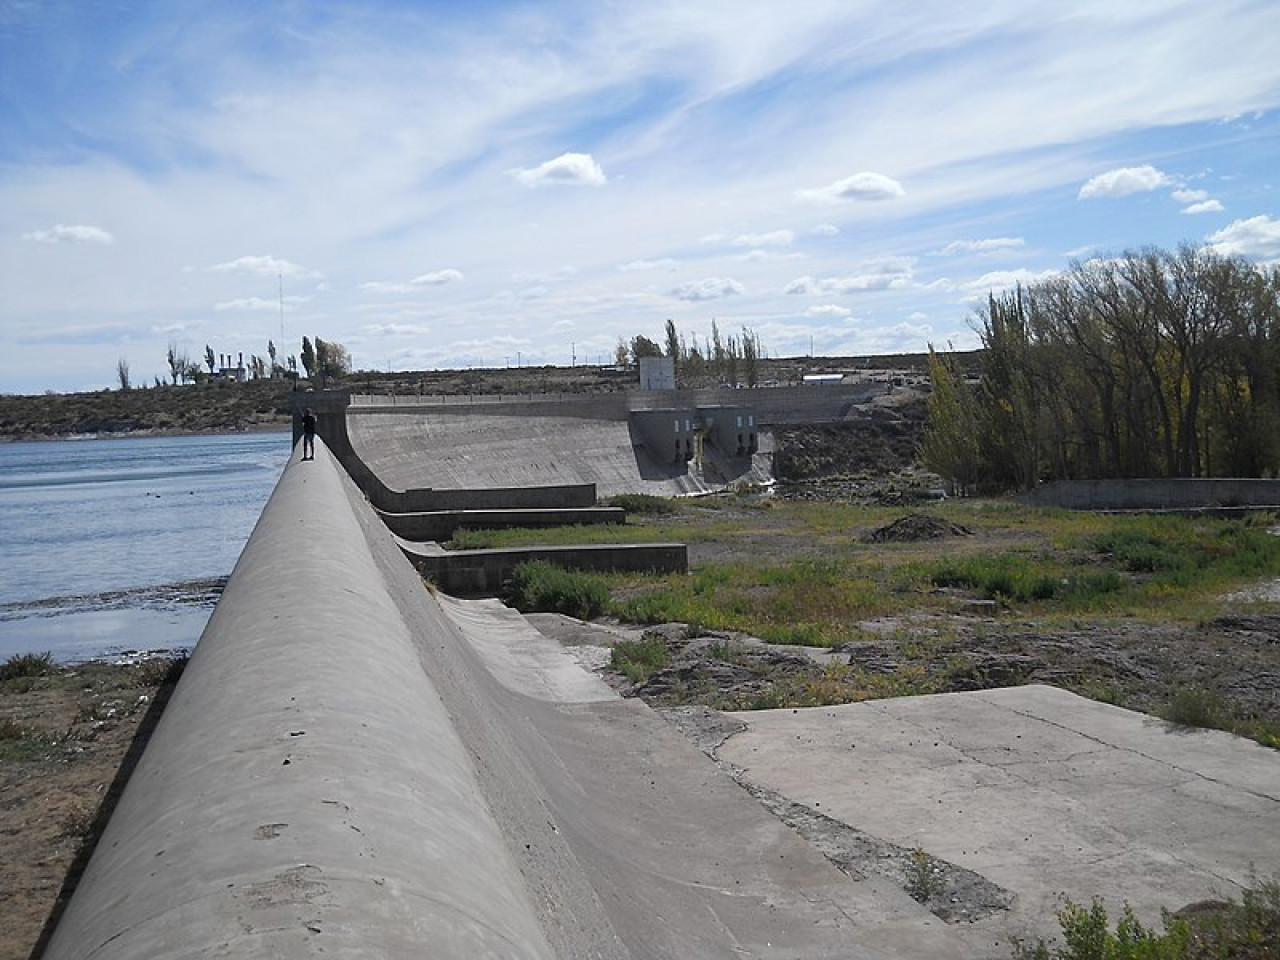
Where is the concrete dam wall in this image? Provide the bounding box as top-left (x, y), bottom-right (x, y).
top-left (43, 440), bottom-right (952, 958)
top-left (41, 441), bottom-right (555, 958)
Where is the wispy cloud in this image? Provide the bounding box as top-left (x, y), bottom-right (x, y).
top-left (938, 238), bottom-right (1025, 256)
top-left (732, 230), bottom-right (794, 247)
top-left (785, 259), bottom-right (914, 295)
top-left (362, 269), bottom-right (464, 294)
top-left (23, 224), bottom-right (114, 244)
top-left (207, 255), bottom-right (317, 278)
top-left (796, 172), bottom-right (905, 203)
top-left (215, 295), bottom-right (308, 312)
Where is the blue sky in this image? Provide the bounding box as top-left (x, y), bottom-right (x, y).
top-left (2, 0), bottom-right (1278, 393)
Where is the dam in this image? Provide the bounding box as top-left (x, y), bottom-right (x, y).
top-left (38, 387), bottom-right (1280, 958)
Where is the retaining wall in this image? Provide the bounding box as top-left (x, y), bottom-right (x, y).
top-left (400, 540), bottom-right (688, 595)
top-left (41, 439), bottom-right (554, 959)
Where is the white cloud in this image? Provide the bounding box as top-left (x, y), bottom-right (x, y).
top-left (412, 268), bottom-right (464, 286)
top-left (939, 237), bottom-right (1025, 255)
top-left (961, 268), bottom-right (1058, 295)
top-left (811, 224), bottom-right (840, 237)
top-left (807, 304), bottom-right (852, 318)
top-left (669, 277), bottom-right (745, 301)
top-left (360, 270), bottom-right (462, 294)
top-left (732, 230), bottom-right (794, 247)
top-left (1182, 199), bottom-right (1225, 215)
top-left (214, 295), bottom-right (307, 311)
top-left (514, 152), bottom-right (607, 188)
top-left (23, 224), bottom-right (115, 244)
top-left (1078, 165), bottom-right (1171, 199)
top-left (1172, 188), bottom-right (1210, 204)
top-left (785, 258), bottom-right (914, 295)
top-left (208, 255), bottom-right (315, 278)
top-left (620, 258), bottom-right (677, 272)
top-left (1206, 215), bottom-right (1280, 261)
top-left (360, 281), bottom-right (415, 294)
top-left (796, 172), bottom-right (905, 203)
top-left (362, 322), bottom-right (432, 336)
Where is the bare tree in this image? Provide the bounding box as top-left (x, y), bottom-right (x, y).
top-left (116, 357), bottom-right (131, 391)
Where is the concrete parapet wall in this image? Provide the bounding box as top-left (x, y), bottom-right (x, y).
top-left (42, 439), bottom-right (553, 959)
top-left (1019, 478), bottom-right (1280, 511)
top-left (380, 505), bottom-right (624, 541)
top-left (402, 541), bottom-right (688, 595)
top-left (417, 484), bottom-right (598, 510)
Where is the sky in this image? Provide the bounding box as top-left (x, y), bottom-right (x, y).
top-left (2, 0), bottom-right (1279, 394)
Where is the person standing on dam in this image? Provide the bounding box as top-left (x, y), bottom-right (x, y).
top-left (301, 407), bottom-right (316, 460)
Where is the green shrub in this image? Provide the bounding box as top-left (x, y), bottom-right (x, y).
top-left (1015, 878), bottom-right (1280, 959)
top-left (610, 634), bottom-right (669, 683)
top-left (0, 651), bottom-right (54, 682)
top-left (504, 560), bottom-right (609, 619)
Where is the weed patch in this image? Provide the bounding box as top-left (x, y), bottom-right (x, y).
top-left (610, 634), bottom-right (669, 683)
top-left (1162, 687), bottom-right (1230, 731)
top-left (505, 561), bottom-right (609, 619)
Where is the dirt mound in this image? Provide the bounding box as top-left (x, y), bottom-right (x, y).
top-left (772, 401), bottom-right (927, 481)
top-left (866, 513), bottom-right (973, 543)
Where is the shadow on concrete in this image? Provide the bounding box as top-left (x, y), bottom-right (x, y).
top-left (28, 659), bottom-right (188, 960)
top-left (627, 420), bottom-right (695, 483)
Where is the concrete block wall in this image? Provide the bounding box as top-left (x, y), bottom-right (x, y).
top-left (41, 440), bottom-right (555, 959)
top-left (380, 506), bottom-right (624, 542)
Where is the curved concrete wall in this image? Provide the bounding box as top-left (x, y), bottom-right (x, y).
top-left (42, 439), bottom-right (552, 959)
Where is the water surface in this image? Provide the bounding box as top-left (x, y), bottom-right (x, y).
top-left (0, 432), bottom-right (289, 662)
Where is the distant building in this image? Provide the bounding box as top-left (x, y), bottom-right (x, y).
top-left (217, 353), bottom-right (247, 382)
top-left (638, 356), bottom-right (676, 391)
top-left (802, 373), bottom-right (844, 386)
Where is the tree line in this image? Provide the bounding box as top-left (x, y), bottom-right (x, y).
top-left (617, 319), bottom-right (766, 387)
top-left (116, 336), bottom-right (350, 390)
top-left (924, 245), bottom-right (1280, 493)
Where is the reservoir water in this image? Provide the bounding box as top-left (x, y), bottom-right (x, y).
top-left (0, 432), bottom-right (290, 662)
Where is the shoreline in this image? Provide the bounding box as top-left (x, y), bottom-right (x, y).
top-left (0, 420), bottom-right (291, 444)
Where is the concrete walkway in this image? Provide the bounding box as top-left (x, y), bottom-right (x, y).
top-left (718, 686), bottom-right (1280, 942)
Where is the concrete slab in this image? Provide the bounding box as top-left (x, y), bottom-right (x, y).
top-left (718, 686), bottom-right (1280, 939)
